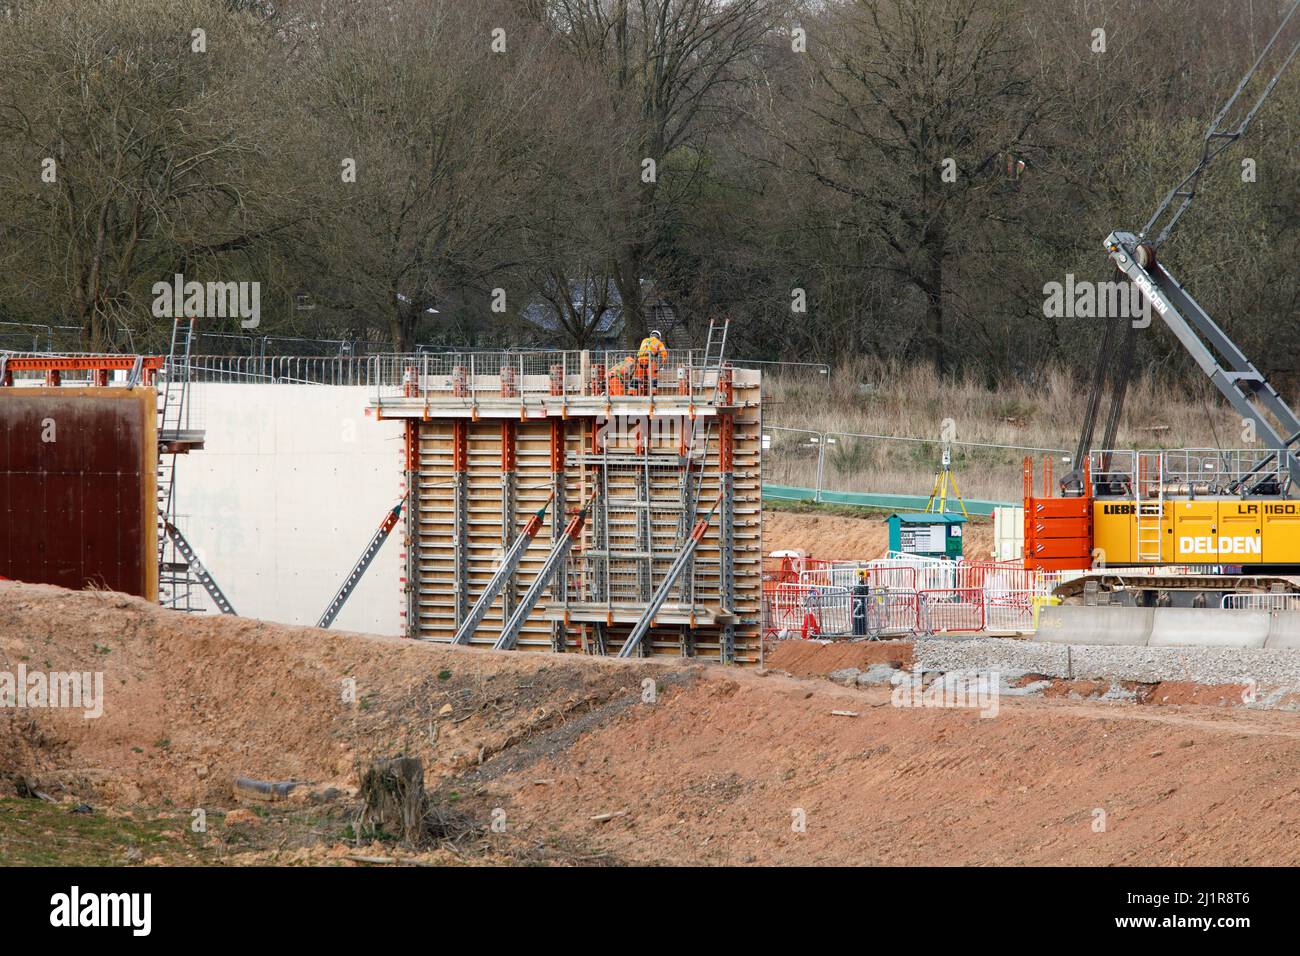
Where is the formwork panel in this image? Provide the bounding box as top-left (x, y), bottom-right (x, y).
top-left (0, 387), bottom-right (157, 600)
top-left (380, 358), bottom-right (761, 662)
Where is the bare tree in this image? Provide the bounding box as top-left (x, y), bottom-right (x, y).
top-left (534, 0), bottom-right (787, 346)
top-left (779, 0), bottom-right (1047, 374)
top-left (297, 1), bottom-right (557, 351)
top-left (0, 0), bottom-right (291, 350)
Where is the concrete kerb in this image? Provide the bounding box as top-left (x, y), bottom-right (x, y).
top-left (1035, 604), bottom-right (1298, 651)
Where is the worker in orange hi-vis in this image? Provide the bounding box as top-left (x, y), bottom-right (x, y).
top-left (607, 355), bottom-right (635, 396)
top-left (635, 329), bottom-right (668, 394)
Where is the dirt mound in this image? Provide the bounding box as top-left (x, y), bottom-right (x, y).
top-left (764, 509), bottom-right (998, 561)
top-left (764, 638), bottom-right (913, 676)
top-left (5, 580), bottom-right (1300, 866)
top-left (0, 581), bottom-right (680, 807)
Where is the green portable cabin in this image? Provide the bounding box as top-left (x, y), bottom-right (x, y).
top-left (886, 512), bottom-right (965, 560)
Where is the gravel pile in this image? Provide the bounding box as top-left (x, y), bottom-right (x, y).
top-left (916, 637), bottom-right (1300, 690)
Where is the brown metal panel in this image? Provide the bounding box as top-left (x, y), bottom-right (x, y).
top-left (0, 388), bottom-right (156, 599)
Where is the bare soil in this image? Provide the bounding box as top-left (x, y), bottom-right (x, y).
top-left (763, 638), bottom-right (913, 676)
top-left (3, 580), bottom-right (1300, 866)
top-left (764, 509), bottom-right (999, 562)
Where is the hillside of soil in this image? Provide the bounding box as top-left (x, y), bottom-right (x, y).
top-left (3, 580), bottom-right (1299, 866)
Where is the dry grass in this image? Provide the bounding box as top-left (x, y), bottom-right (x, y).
top-left (762, 358), bottom-right (1254, 502)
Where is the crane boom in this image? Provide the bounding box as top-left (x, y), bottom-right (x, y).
top-left (1105, 231), bottom-right (1300, 491)
top-left (1143, 0), bottom-right (1300, 247)
top-left (1070, 2), bottom-right (1299, 489)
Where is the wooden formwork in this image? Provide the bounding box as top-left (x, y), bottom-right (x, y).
top-left (374, 359), bottom-right (761, 662)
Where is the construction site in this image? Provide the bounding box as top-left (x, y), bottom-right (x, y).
top-left (2, 3), bottom-right (1300, 904)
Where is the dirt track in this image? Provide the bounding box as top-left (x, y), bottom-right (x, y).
top-left (3, 581), bottom-right (1300, 865)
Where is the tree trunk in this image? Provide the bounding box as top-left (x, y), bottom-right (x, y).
top-left (390, 302), bottom-right (415, 352)
top-left (612, 246), bottom-right (645, 350)
top-left (925, 250), bottom-right (945, 376)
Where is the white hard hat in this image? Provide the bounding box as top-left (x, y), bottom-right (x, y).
top-left (649, 329), bottom-right (662, 339)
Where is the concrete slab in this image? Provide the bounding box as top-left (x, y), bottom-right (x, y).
top-left (1265, 614), bottom-right (1300, 649)
top-left (1148, 608), bottom-right (1270, 649)
top-left (1033, 604), bottom-right (1153, 646)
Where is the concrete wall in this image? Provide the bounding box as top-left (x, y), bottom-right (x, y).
top-left (174, 384), bottom-right (403, 635)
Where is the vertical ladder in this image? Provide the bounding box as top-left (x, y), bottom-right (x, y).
top-left (1136, 452), bottom-right (1164, 562)
top-left (665, 317), bottom-right (731, 649)
top-left (157, 316), bottom-right (198, 610)
top-left (678, 318), bottom-right (731, 558)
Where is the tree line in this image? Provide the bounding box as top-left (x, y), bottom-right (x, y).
top-left (0, 0), bottom-right (1295, 390)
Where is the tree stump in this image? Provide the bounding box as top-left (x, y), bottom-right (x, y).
top-left (357, 756), bottom-right (426, 844)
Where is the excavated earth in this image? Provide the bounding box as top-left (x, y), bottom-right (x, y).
top-left (3, 581), bottom-right (1300, 866)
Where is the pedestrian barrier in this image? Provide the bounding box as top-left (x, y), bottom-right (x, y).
top-left (766, 557), bottom-right (1064, 640)
top-left (865, 589), bottom-right (921, 638)
top-left (918, 588), bottom-right (987, 633)
top-left (985, 588), bottom-right (1037, 632)
top-left (762, 583), bottom-right (851, 639)
top-left (1222, 593), bottom-right (1300, 611)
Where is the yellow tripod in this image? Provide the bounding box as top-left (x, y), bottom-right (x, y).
top-left (925, 440), bottom-right (969, 518)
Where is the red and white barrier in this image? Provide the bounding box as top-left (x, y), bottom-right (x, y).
top-left (767, 555), bottom-right (1066, 640)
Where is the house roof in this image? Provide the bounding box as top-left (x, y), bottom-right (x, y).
top-left (520, 278), bottom-right (624, 336)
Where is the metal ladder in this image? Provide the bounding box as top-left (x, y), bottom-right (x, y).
top-left (675, 318), bottom-right (731, 579)
top-left (157, 316), bottom-right (198, 610)
top-left (1136, 452), bottom-right (1165, 562)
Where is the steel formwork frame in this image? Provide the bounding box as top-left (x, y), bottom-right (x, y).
top-left (549, 418), bottom-right (567, 651)
top-left (373, 353), bottom-right (761, 662)
top-left (451, 419), bottom-right (470, 626)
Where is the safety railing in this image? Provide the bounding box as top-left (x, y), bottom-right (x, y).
top-left (1090, 447), bottom-right (1291, 498)
top-left (187, 355), bottom-right (378, 385)
top-left (1222, 593), bottom-right (1300, 611)
top-left (367, 349), bottom-right (737, 408)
